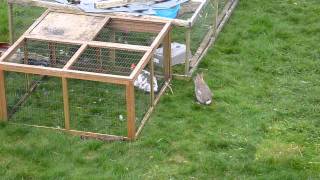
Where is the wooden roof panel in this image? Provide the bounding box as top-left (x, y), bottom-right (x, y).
top-left (29, 12), bottom-right (106, 41)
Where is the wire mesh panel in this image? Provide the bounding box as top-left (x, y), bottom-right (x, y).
top-left (12, 4), bottom-right (45, 41)
top-left (190, 0), bottom-right (216, 54)
top-left (5, 72), bottom-right (64, 128)
top-left (134, 80), bottom-right (151, 130)
top-left (70, 46), bottom-right (144, 76)
top-left (95, 19), bottom-right (160, 46)
top-left (4, 39), bottom-right (80, 69)
top-left (68, 79), bottom-right (127, 136)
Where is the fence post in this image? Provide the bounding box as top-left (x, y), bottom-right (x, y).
top-left (0, 70), bottom-right (8, 121)
top-left (126, 82), bottom-right (136, 140)
top-left (163, 30), bottom-right (172, 79)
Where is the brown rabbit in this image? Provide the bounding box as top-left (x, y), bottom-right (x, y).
top-left (194, 73), bottom-right (213, 105)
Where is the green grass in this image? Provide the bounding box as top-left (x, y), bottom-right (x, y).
top-left (1, 0), bottom-right (320, 179)
top-left (0, 1), bottom-right (9, 42)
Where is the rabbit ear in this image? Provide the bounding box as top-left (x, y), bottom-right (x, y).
top-left (200, 72), bottom-right (204, 80)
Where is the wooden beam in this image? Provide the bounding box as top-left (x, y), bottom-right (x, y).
top-left (126, 82), bottom-right (135, 140)
top-left (62, 78), bottom-right (70, 130)
top-left (7, 3), bottom-right (14, 44)
top-left (0, 62), bottom-right (131, 85)
top-left (63, 44), bottom-right (88, 70)
top-left (91, 17), bottom-right (111, 40)
top-left (0, 37), bottom-right (24, 62)
top-left (109, 19), bottom-right (164, 33)
top-left (8, 76), bottom-right (43, 118)
top-left (163, 31), bottom-right (172, 80)
top-left (130, 22), bottom-right (172, 80)
top-left (25, 35), bottom-right (150, 52)
top-left (9, 122), bottom-right (128, 141)
top-left (0, 70), bottom-right (8, 121)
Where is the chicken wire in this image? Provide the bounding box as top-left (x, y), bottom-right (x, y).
top-left (11, 4), bottom-right (45, 42)
top-left (70, 46), bottom-right (144, 76)
top-left (5, 72), bottom-right (64, 128)
top-left (68, 79), bottom-right (128, 136)
top-left (94, 19), bottom-right (159, 46)
top-left (134, 40), bottom-right (168, 130)
top-left (171, 0), bottom-right (236, 75)
top-left (4, 39), bottom-right (80, 68)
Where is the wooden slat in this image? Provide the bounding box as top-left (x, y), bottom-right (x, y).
top-left (9, 122), bottom-right (128, 141)
top-left (0, 37), bottom-right (25, 62)
top-left (63, 44), bottom-right (88, 70)
top-left (91, 17), bottom-right (111, 40)
top-left (135, 80), bottom-right (171, 138)
top-left (109, 20), bottom-right (164, 33)
top-left (25, 35), bottom-right (150, 52)
top-left (62, 78), bottom-right (70, 129)
top-left (8, 76), bottom-right (43, 118)
top-left (0, 62), bottom-right (131, 85)
top-left (126, 82), bottom-right (135, 140)
top-left (163, 31), bottom-right (172, 80)
top-left (130, 22), bottom-right (172, 80)
top-left (0, 70), bottom-right (8, 121)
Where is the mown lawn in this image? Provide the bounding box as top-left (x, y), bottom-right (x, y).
top-left (1, 0), bottom-right (320, 179)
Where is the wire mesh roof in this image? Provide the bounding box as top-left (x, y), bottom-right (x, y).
top-left (0, 11), bottom-right (171, 83)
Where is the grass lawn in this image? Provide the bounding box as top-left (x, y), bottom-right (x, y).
top-left (1, 0), bottom-right (320, 179)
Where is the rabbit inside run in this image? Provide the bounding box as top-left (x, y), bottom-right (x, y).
top-left (194, 73), bottom-right (213, 105)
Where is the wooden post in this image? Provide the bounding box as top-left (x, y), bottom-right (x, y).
top-left (163, 30), bottom-right (172, 80)
top-left (149, 58), bottom-right (154, 106)
top-left (185, 28), bottom-right (191, 75)
top-left (0, 70), bottom-right (8, 121)
top-left (62, 78), bottom-right (70, 130)
top-left (49, 42), bottom-right (57, 65)
top-left (8, 3), bottom-right (14, 44)
top-left (126, 82), bottom-right (135, 140)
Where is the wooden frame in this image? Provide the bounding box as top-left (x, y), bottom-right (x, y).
top-left (7, 0), bottom-right (238, 76)
top-left (0, 10), bottom-right (172, 141)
